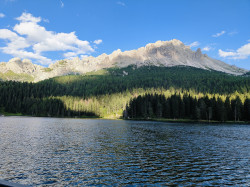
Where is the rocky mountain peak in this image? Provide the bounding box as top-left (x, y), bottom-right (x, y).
top-left (0, 39), bottom-right (247, 82)
top-left (9, 57), bottom-right (22, 64)
top-left (194, 48), bottom-right (203, 59)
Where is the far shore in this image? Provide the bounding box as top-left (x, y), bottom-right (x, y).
top-left (1, 113), bottom-right (249, 124)
top-left (125, 118), bottom-right (250, 125)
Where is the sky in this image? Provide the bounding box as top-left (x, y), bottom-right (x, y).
top-left (0, 0), bottom-right (249, 70)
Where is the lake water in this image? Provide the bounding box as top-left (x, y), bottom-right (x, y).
top-left (0, 117), bottom-right (250, 186)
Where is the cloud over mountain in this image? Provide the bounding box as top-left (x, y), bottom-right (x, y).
top-left (219, 42), bottom-right (250, 60)
top-left (0, 12), bottom-right (98, 65)
top-left (189, 41), bottom-right (200, 48)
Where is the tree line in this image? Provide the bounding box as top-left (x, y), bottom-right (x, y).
top-left (124, 93), bottom-right (250, 122)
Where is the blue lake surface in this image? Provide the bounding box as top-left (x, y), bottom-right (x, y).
top-left (0, 117), bottom-right (250, 186)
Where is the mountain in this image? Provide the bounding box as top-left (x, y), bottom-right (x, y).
top-left (1, 39), bottom-right (249, 120)
top-left (0, 39), bottom-right (247, 82)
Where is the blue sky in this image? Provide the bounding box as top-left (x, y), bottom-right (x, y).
top-left (0, 0), bottom-right (249, 69)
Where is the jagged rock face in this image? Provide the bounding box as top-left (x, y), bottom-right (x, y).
top-left (0, 39), bottom-right (247, 82)
top-left (194, 48), bottom-right (203, 59)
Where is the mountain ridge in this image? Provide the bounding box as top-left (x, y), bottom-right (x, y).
top-left (0, 39), bottom-right (247, 82)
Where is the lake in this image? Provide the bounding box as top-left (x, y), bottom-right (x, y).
top-left (0, 117), bottom-right (250, 186)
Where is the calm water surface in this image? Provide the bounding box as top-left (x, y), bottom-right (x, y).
top-left (0, 117), bottom-right (250, 186)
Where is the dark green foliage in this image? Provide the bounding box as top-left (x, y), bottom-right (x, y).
top-left (231, 96), bottom-right (244, 122)
top-left (0, 66), bottom-right (249, 119)
top-left (15, 66), bottom-right (250, 99)
top-left (125, 93), bottom-right (249, 122)
top-left (243, 99), bottom-right (250, 121)
top-left (0, 81), bottom-right (95, 117)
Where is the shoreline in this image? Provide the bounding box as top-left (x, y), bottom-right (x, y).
top-left (125, 118), bottom-right (250, 125)
top-left (1, 114), bottom-right (249, 124)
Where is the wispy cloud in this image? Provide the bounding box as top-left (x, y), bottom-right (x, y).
top-left (228, 31), bottom-right (238, 36)
top-left (117, 1), bottom-right (126, 6)
top-left (0, 12), bottom-right (100, 64)
top-left (43, 18), bottom-right (49, 23)
top-left (202, 43), bottom-right (216, 52)
top-left (212, 30), bottom-right (226, 37)
top-left (60, 0), bottom-right (64, 8)
top-left (93, 39), bottom-right (102, 45)
top-left (189, 41), bottom-right (200, 48)
top-left (0, 13), bottom-right (5, 18)
top-left (202, 46), bottom-right (212, 52)
top-left (219, 42), bottom-right (250, 60)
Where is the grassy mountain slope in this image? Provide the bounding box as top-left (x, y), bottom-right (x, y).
top-left (0, 70), bottom-right (34, 82)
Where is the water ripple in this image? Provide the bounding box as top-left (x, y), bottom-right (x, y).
top-left (0, 117), bottom-right (250, 186)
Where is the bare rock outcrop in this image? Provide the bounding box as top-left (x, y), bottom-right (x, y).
top-left (0, 39), bottom-right (247, 82)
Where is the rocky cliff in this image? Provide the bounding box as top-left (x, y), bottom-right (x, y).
top-left (0, 39), bottom-right (247, 82)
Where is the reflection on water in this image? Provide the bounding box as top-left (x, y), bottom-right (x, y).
top-left (0, 117), bottom-right (250, 186)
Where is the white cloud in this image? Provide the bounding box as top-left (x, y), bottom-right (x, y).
top-left (117, 1), bottom-right (126, 6)
top-left (2, 47), bottom-right (52, 64)
top-left (202, 46), bottom-right (212, 51)
top-left (0, 29), bottom-right (18, 39)
top-left (80, 55), bottom-right (88, 59)
top-left (212, 30), bottom-right (226, 37)
top-left (0, 12), bottom-right (98, 65)
top-left (237, 43), bottom-right (250, 56)
top-left (218, 50), bottom-right (237, 58)
top-left (63, 52), bottom-right (77, 58)
top-left (60, 0), bottom-right (64, 8)
top-left (14, 21), bottom-right (51, 42)
top-left (0, 13), bottom-right (5, 18)
top-left (189, 41), bottom-right (200, 48)
top-left (219, 42), bottom-right (250, 59)
top-left (16, 12), bottom-right (41, 23)
top-left (93, 39), bottom-right (102, 45)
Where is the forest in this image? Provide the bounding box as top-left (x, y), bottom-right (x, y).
top-left (124, 93), bottom-right (250, 122)
top-left (0, 65), bottom-right (249, 121)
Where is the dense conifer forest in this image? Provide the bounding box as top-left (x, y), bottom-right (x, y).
top-left (124, 93), bottom-right (250, 122)
top-left (0, 66), bottom-right (249, 121)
